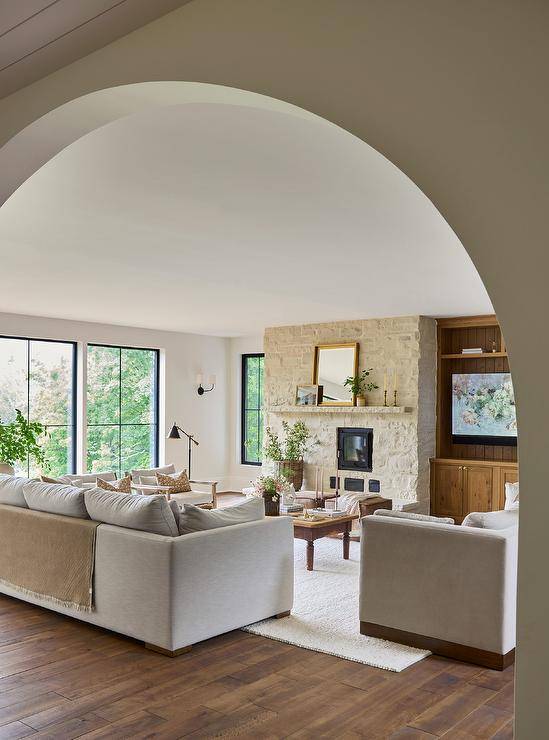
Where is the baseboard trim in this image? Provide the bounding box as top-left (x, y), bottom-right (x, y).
top-left (360, 621), bottom-right (515, 671)
top-left (144, 643), bottom-right (192, 657)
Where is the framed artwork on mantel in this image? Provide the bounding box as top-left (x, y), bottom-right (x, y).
top-left (295, 384), bottom-right (323, 406)
top-left (313, 343), bottom-right (359, 406)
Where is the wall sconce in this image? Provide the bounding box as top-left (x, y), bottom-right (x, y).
top-left (197, 373), bottom-right (216, 396)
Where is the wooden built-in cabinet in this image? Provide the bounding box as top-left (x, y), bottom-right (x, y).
top-left (431, 458), bottom-right (518, 522)
top-left (430, 315), bottom-right (518, 520)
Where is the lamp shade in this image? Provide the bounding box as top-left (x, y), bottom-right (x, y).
top-left (167, 424), bottom-right (181, 440)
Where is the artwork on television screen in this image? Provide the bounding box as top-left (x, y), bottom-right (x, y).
top-left (452, 373), bottom-right (517, 446)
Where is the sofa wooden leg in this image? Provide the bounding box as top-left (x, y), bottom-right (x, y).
top-left (145, 643), bottom-right (192, 657)
top-left (274, 610), bottom-right (291, 619)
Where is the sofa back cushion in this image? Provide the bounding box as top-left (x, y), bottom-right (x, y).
top-left (64, 472), bottom-right (117, 484)
top-left (130, 464), bottom-right (175, 480)
top-left (84, 488), bottom-right (179, 537)
top-left (462, 509), bottom-right (519, 530)
top-left (0, 475), bottom-right (29, 508)
top-left (373, 509), bottom-right (455, 525)
top-left (178, 496), bottom-right (264, 535)
top-left (23, 481), bottom-right (89, 519)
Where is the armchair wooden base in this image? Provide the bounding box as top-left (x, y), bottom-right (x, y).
top-left (360, 621), bottom-right (515, 670)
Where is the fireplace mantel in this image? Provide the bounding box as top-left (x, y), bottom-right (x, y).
top-left (267, 405), bottom-right (411, 414)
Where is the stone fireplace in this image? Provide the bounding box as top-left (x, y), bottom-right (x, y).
top-left (262, 316), bottom-right (436, 509)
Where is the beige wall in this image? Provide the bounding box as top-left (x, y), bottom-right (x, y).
top-left (0, 2), bottom-right (548, 733)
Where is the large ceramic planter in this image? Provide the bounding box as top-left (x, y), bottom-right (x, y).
top-left (0, 463), bottom-right (15, 475)
top-left (263, 492), bottom-right (280, 516)
top-left (276, 459), bottom-right (304, 491)
top-left (356, 395), bottom-right (367, 407)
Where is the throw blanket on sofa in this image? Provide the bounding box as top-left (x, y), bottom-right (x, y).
top-left (0, 504), bottom-right (99, 612)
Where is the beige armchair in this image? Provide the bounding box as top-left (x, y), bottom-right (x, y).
top-left (129, 465), bottom-right (218, 508)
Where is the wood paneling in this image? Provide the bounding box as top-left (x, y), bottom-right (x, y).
top-left (0, 593), bottom-right (514, 738)
top-left (433, 463), bottom-right (463, 519)
top-left (436, 315), bottom-right (518, 464)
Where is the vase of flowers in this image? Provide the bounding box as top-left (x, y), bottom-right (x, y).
top-left (0, 410), bottom-right (46, 475)
top-left (344, 369), bottom-right (379, 406)
top-left (263, 420), bottom-right (318, 491)
top-left (252, 474), bottom-right (290, 516)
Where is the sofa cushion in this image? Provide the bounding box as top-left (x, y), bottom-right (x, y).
top-left (0, 475), bottom-right (29, 508)
top-left (84, 488), bottom-right (179, 537)
top-left (169, 499), bottom-right (180, 528)
top-left (372, 509), bottom-right (455, 525)
top-left (178, 496), bottom-right (264, 535)
top-left (504, 481), bottom-right (519, 511)
top-left (462, 509), bottom-right (519, 530)
top-left (23, 480), bottom-right (89, 519)
top-left (96, 476), bottom-right (132, 493)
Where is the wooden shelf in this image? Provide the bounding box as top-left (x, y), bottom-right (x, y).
top-left (441, 352), bottom-right (508, 359)
top-left (267, 405), bottom-right (411, 414)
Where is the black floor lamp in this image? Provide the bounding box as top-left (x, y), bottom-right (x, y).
top-left (167, 423), bottom-right (199, 478)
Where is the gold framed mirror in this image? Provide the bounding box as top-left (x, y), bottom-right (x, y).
top-left (313, 343), bottom-right (359, 406)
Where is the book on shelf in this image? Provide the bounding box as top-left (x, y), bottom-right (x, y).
top-left (461, 347), bottom-right (483, 354)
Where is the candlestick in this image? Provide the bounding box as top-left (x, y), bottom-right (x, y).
top-left (393, 389), bottom-right (398, 407)
top-left (393, 369), bottom-right (398, 393)
top-left (383, 389), bottom-right (388, 407)
top-left (383, 370), bottom-right (388, 392)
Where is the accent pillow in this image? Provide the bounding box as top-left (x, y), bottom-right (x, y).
top-left (372, 509), bottom-right (455, 525)
top-left (84, 488), bottom-right (179, 536)
top-left (0, 475), bottom-right (29, 508)
top-left (156, 470), bottom-right (191, 493)
top-left (461, 509), bottom-right (519, 530)
top-left (23, 481), bottom-right (89, 519)
top-left (178, 496), bottom-right (264, 535)
top-left (40, 475), bottom-right (65, 484)
top-left (96, 476), bottom-right (132, 494)
top-left (504, 481), bottom-right (519, 511)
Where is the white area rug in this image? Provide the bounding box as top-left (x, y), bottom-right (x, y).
top-left (243, 538), bottom-right (430, 672)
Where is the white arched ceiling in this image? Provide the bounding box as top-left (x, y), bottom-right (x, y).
top-left (0, 83), bottom-right (491, 336)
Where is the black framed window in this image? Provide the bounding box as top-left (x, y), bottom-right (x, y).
top-left (0, 336), bottom-right (77, 476)
top-left (241, 353), bottom-right (264, 465)
top-left (87, 345), bottom-right (159, 476)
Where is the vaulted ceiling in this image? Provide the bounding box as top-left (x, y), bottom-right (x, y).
top-left (0, 0), bottom-right (192, 99)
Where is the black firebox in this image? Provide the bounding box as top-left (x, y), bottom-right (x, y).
top-left (336, 427), bottom-right (373, 472)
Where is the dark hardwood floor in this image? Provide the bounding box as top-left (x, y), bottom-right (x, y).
top-left (0, 592), bottom-right (514, 739)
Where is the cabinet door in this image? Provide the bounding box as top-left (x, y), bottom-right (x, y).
top-left (498, 467), bottom-right (519, 510)
top-left (433, 463), bottom-right (463, 519)
top-left (464, 465), bottom-right (494, 513)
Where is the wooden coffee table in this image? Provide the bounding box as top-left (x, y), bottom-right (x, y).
top-left (292, 514), bottom-right (359, 571)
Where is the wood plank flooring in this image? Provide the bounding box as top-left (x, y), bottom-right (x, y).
top-left (0, 592), bottom-right (514, 738)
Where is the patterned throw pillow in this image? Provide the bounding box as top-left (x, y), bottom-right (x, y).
top-left (40, 475), bottom-right (64, 484)
top-left (156, 470), bottom-right (192, 493)
top-left (96, 476), bottom-right (132, 494)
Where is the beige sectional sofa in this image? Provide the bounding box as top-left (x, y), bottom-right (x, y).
top-left (359, 509), bottom-right (518, 669)
top-left (0, 475), bottom-right (294, 656)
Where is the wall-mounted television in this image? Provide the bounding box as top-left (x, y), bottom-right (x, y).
top-left (452, 373), bottom-right (517, 446)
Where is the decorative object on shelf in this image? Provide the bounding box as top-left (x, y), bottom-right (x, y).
top-left (393, 370), bottom-right (398, 407)
top-left (343, 368), bottom-right (378, 407)
top-left (0, 409), bottom-right (46, 474)
top-left (264, 420), bottom-right (318, 491)
top-left (251, 474), bottom-right (290, 516)
top-left (461, 347), bottom-right (483, 355)
top-left (167, 423), bottom-right (199, 478)
top-left (313, 343), bottom-right (359, 406)
top-left (491, 340), bottom-right (497, 353)
top-left (196, 373), bottom-right (215, 395)
top-left (295, 384), bottom-right (323, 406)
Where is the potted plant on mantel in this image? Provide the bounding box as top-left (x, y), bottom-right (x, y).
top-left (0, 410), bottom-right (46, 475)
top-left (344, 369), bottom-right (379, 406)
top-left (264, 420), bottom-right (317, 491)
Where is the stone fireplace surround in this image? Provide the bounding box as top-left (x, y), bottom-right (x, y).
top-left (262, 316), bottom-right (436, 510)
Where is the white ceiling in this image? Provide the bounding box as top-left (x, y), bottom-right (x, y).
top-left (0, 100), bottom-right (492, 336)
top-left (0, 0), bottom-right (192, 99)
